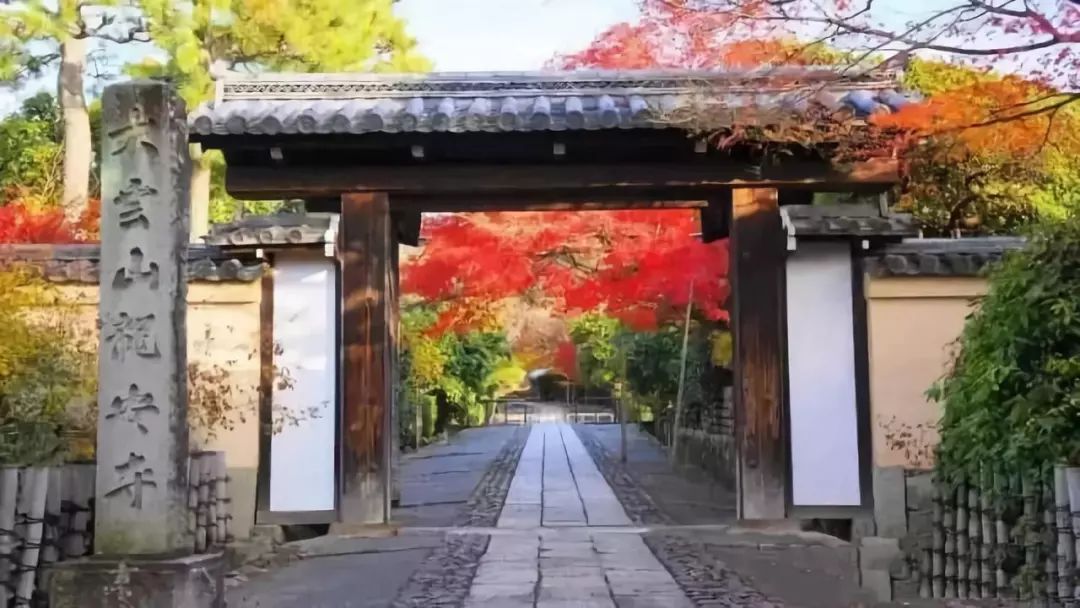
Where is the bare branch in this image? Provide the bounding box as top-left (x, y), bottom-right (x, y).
top-left (697, 0), bottom-right (1077, 56)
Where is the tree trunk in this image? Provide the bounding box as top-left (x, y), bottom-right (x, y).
top-left (59, 36), bottom-right (90, 223)
top-left (190, 144), bottom-right (212, 242)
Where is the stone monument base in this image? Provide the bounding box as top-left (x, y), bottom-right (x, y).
top-left (49, 552), bottom-right (225, 608)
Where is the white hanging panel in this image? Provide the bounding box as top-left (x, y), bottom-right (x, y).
top-left (270, 256), bottom-right (337, 513)
top-left (786, 242), bottom-right (862, 507)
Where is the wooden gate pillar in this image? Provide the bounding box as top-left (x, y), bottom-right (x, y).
top-left (340, 193), bottom-right (395, 524)
top-left (731, 187), bottom-right (787, 520)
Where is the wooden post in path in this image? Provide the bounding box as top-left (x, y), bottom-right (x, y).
top-left (669, 280), bottom-right (694, 468)
top-left (730, 187), bottom-right (787, 520)
top-left (619, 349), bottom-right (628, 464)
top-left (340, 192), bottom-right (394, 525)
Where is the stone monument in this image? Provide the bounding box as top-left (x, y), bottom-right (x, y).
top-left (49, 81), bottom-right (224, 607)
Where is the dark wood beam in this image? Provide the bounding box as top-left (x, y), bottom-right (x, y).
top-left (778, 189), bottom-right (815, 206)
top-left (699, 192), bottom-right (731, 243)
top-left (225, 159), bottom-right (898, 200)
top-left (731, 187), bottom-right (787, 520)
top-left (392, 211), bottom-right (422, 246)
top-left (396, 196), bottom-right (710, 212)
top-left (339, 192), bottom-right (393, 524)
top-left (306, 191), bottom-right (714, 213)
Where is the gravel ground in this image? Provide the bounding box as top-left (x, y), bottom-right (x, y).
top-left (455, 426), bottom-right (529, 527)
top-left (575, 424), bottom-right (785, 607)
top-left (643, 534), bottom-right (787, 607)
top-left (574, 424), bottom-right (672, 526)
top-left (391, 426), bottom-right (529, 607)
top-left (390, 534), bottom-right (491, 608)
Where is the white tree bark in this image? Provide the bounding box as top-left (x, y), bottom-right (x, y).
top-left (190, 144), bottom-right (212, 242)
top-left (59, 36), bottom-right (90, 223)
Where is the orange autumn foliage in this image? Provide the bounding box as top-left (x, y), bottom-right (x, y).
top-left (0, 198), bottom-right (100, 244)
top-left (579, 0), bottom-right (1079, 160)
top-left (873, 76), bottom-right (1079, 159)
top-left (553, 20), bottom-right (841, 70)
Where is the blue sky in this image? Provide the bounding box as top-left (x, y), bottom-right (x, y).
top-left (395, 0), bottom-right (641, 71)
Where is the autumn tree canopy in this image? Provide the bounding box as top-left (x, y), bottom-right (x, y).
top-left (401, 211), bottom-right (729, 335)
top-left (640, 1), bottom-right (1078, 90)
top-left (557, 0), bottom-right (1079, 234)
top-left (628, 1), bottom-right (1079, 150)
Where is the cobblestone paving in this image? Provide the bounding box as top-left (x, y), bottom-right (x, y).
top-left (573, 426), bottom-right (671, 526)
top-left (392, 427), bottom-right (529, 607)
top-left (391, 533), bottom-right (491, 608)
top-left (464, 423), bottom-right (695, 608)
top-left (643, 535), bottom-right (785, 608)
top-left (457, 426), bottom-right (530, 527)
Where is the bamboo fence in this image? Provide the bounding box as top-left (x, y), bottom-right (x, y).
top-left (913, 465), bottom-right (1080, 607)
top-left (0, 452), bottom-right (230, 608)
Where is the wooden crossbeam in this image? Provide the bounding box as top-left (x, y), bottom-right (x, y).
top-left (226, 159), bottom-right (898, 201)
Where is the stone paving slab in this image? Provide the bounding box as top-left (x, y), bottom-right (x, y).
top-left (498, 503), bottom-right (542, 528)
top-left (468, 423), bottom-right (694, 608)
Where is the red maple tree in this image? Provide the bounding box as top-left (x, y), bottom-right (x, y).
top-left (552, 16), bottom-right (842, 70)
top-left (0, 196), bottom-right (100, 244)
top-left (402, 211), bottom-right (729, 335)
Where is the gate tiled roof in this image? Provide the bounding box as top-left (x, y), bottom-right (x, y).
top-left (189, 69), bottom-right (912, 137)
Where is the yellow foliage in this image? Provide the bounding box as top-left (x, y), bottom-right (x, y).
top-left (709, 330), bottom-right (732, 367)
top-left (0, 268), bottom-right (95, 465)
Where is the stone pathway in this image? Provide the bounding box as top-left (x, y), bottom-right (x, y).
top-left (231, 420), bottom-right (867, 608)
top-left (466, 423), bottom-right (693, 608)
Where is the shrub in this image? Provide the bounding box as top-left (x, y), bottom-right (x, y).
top-left (0, 269), bottom-right (94, 465)
top-left (932, 220), bottom-right (1080, 480)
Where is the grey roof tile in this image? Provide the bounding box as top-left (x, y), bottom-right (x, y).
top-left (783, 204), bottom-right (917, 238)
top-left (865, 237), bottom-right (1025, 277)
top-left (189, 68), bottom-right (909, 137)
top-left (204, 213), bottom-right (334, 247)
top-left (0, 244), bottom-right (264, 284)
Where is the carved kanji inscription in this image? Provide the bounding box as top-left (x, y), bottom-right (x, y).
top-left (105, 452), bottom-right (157, 509)
top-left (113, 178), bottom-right (156, 229)
top-left (102, 312), bottom-right (160, 361)
top-left (113, 247), bottom-right (159, 290)
top-left (108, 103), bottom-right (158, 158)
top-left (105, 384), bottom-right (160, 434)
